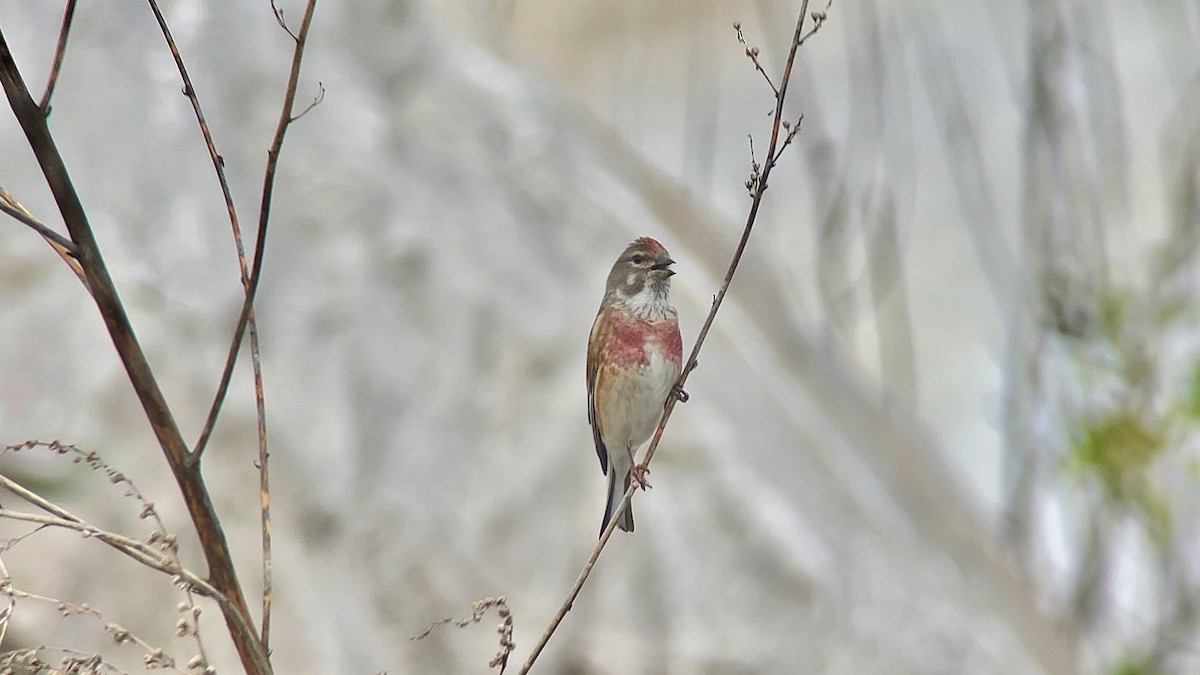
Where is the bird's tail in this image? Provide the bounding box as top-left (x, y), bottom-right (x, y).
top-left (601, 462), bottom-right (634, 537)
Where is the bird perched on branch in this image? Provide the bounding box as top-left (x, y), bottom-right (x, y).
top-left (586, 237), bottom-right (683, 536)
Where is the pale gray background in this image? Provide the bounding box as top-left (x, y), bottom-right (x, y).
top-left (1, 0), bottom-right (1198, 673)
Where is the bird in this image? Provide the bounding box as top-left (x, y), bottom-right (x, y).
top-left (586, 236), bottom-right (683, 536)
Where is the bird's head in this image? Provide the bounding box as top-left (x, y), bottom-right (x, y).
top-left (605, 237), bottom-right (676, 305)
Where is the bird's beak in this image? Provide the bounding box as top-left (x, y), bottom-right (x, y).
top-left (651, 256), bottom-right (676, 276)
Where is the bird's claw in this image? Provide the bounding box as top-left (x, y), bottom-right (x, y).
top-left (672, 382), bottom-right (689, 403)
top-left (630, 464), bottom-right (652, 490)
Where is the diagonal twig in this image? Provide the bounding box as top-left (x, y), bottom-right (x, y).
top-left (0, 184), bottom-right (81, 257)
top-left (290, 81), bottom-right (325, 122)
top-left (0, 507), bottom-right (248, 667)
top-left (2, 440), bottom-right (214, 664)
top-left (144, 0), bottom-right (262, 468)
top-left (270, 0), bottom-right (300, 42)
top-left (516, 4), bottom-right (824, 672)
top-left (187, 0), bottom-right (319, 467)
top-left (144, 1), bottom-right (282, 652)
top-left (185, 0), bottom-right (320, 650)
top-left (734, 22), bottom-right (778, 95)
top-left (0, 554), bottom-right (184, 675)
top-left (0, 185), bottom-right (89, 291)
top-left (37, 0), bottom-right (78, 115)
top-left (145, 0), bottom-right (251, 290)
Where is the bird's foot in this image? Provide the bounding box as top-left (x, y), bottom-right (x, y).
top-left (672, 382), bottom-right (689, 403)
top-left (630, 464), bottom-right (652, 491)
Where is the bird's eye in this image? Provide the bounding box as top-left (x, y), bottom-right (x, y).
top-left (631, 254), bottom-right (645, 265)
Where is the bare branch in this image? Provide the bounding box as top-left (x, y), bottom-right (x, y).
top-left (0, 554), bottom-right (10, 651)
top-left (144, 0), bottom-right (318, 653)
top-left (413, 597), bottom-right (514, 672)
top-left (734, 22), bottom-right (778, 95)
top-left (254, 0), bottom-right (319, 651)
top-left (0, 185), bottom-right (89, 291)
top-left (189, 0), bottom-right (320, 466)
top-left (145, 0), bottom-right (268, 468)
top-left (37, 0), bottom-right (78, 115)
top-left (0, 502), bottom-right (253, 663)
top-left (516, 4), bottom-right (826, 672)
top-left (144, 2), bottom-right (282, 654)
top-left (3, 440), bottom-right (214, 663)
top-left (0, 184), bottom-right (81, 256)
top-left (0, 29), bottom-right (270, 675)
top-left (0, 583), bottom-right (184, 672)
top-left (290, 81), bottom-right (325, 122)
top-left (798, 0), bottom-right (833, 47)
top-left (190, 0), bottom-right (320, 649)
top-left (271, 0), bottom-right (300, 42)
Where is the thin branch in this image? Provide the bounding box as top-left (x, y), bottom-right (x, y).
top-left (0, 29), bottom-right (270, 675)
top-left (3, 439), bottom-right (213, 665)
top-left (144, 2), bottom-right (280, 653)
top-left (0, 185), bottom-right (88, 291)
top-left (734, 22), bottom-right (777, 95)
top-left (0, 507), bottom-right (253, 660)
top-left (0, 554), bottom-right (10, 651)
top-left (0, 509), bottom-right (178, 584)
top-left (145, 0), bottom-right (265, 466)
top-left (270, 0), bottom-right (299, 42)
top-left (254, 0), bottom-right (318, 649)
top-left (0, 585), bottom-right (184, 672)
top-left (0, 186), bottom-right (76, 254)
top-left (188, 0), bottom-right (319, 464)
top-left (0, 576), bottom-right (182, 667)
top-left (290, 81), bottom-right (325, 122)
top-left (185, 0), bottom-right (319, 648)
top-left (0, 503), bottom-right (244, 646)
top-left (798, 0), bottom-right (833, 47)
top-left (412, 597), bottom-right (515, 672)
top-left (37, 0), bottom-right (77, 115)
top-left (145, 0), bottom-right (249, 283)
top-left (0, 462), bottom-right (203, 591)
top-left (0, 647), bottom-right (127, 674)
top-left (770, 115), bottom-right (804, 166)
top-left (516, 4), bottom-right (822, 672)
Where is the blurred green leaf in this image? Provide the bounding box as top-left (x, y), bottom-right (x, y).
top-left (1110, 658), bottom-right (1163, 675)
top-left (1069, 411), bottom-right (1164, 501)
top-left (1140, 491), bottom-right (1173, 545)
top-left (1098, 287), bottom-right (1127, 342)
top-left (1185, 359), bottom-right (1200, 421)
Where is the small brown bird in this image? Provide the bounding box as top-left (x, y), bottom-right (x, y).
top-left (586, 237), bottom-right (683, 535)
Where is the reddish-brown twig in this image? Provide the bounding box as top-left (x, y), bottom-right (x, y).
top-left (142, 0), bottom-right (293, 653)
top-left (254, 0), bottom-right (318, 649)
top-left (516, 3), bottom-right (824, 672)
top-left (0, 25), bottom-right (272, 675)
top-left (37, 0), bottom-right (77, 115)
top-left (145, 0), bottom-right (261, 467)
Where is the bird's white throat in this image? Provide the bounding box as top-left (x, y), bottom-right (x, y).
top-left (621, 281), bottom-right (674, 320)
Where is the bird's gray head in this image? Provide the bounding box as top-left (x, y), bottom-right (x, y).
top-left (604, 237), bottom-right (676, 308)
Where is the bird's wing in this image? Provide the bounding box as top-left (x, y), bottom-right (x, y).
top-left (587, 309), bottom-right (610, 474)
